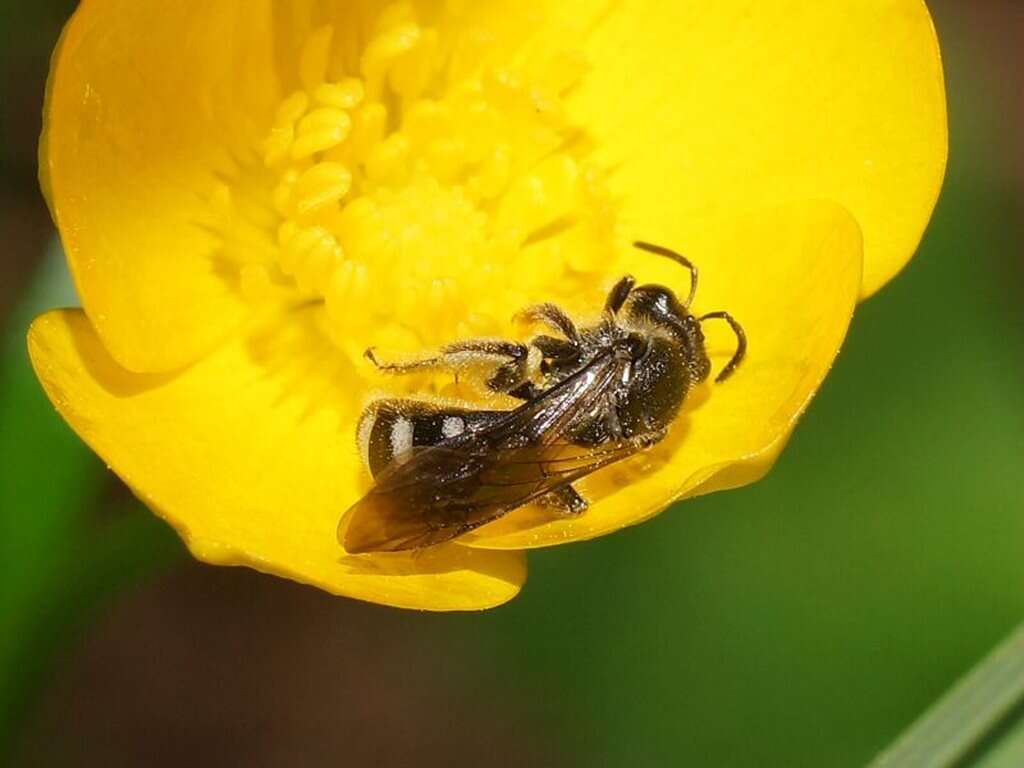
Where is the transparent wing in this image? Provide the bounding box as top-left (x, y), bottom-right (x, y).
top-left (341, 353), bottom-right (645, 553)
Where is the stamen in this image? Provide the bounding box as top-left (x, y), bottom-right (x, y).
top-left (291, 108), bottom-right (352, 160)
top-left (291, 162), bottom-right (352, 218)
top-left (229, 5), bottom-right (622, 396)
top-left (314, 79), bottom-right (365, 110)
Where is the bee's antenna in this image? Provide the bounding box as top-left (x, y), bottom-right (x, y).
top-left (698, 311), bottom-right (747, 383)
top-left (632, 241), bottom-right (698, 308)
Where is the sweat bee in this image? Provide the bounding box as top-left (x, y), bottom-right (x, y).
top-left (340, 241), bottom-right (746, 553)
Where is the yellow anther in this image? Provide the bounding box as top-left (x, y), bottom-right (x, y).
top-left (298, 107), bottom-right (352, 136)
top-left (291, 110), bottom-right (353, 161)
top-left (294, 235), bottom-right (341, 295)
top-left (292, 162), bottom-right (353, 218)
top-left (263, 125), bottom-right (295, 167)
top-left (361, 23), bottom-right (422, 99)
top-left (391, 28), bottom-right (438, 100)
top-left (314, 79), bottom-right (365, 110)
top-left (275, 91), bottom-right (310, 126)
top-left (291, 130), bottom-right (340, 161)
top-left (271, 169), bottom-right (298, 217)
top-left (272, 168), bottom-right (300, 217)
top-left (278, 224), bottom-right (341, 290)
top-left (277, 222), bottom-right (309, 275)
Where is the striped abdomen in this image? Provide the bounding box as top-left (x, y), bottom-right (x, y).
top-left (357, 399), bottom-right (506, 477)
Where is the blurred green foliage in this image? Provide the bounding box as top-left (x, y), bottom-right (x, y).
top-left (0, 250), bottom-right (182, 755)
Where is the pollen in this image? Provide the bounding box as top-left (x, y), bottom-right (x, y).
top-left (227, 4), bottom-right (620, 390)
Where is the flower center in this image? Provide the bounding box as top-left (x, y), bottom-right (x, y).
top-left (230, 4), bottom-right (619, 375)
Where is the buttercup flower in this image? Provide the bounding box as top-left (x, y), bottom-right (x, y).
top-left (30, 1), bottom-right (946, 609)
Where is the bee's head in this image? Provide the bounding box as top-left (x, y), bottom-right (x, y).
top-left (614, 243), bottom-right (745, 393)
top-left (607, 285), bottom-right (712, 438)
top-left (622, 285), bottom-right (712, 384)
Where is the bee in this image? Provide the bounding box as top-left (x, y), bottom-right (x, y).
top-left (339, 241), bottom-right (746, 554)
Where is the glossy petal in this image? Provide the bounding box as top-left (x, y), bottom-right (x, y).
top-left (28, 308), bottom-right (525, 610)
top-left (565, 0), bottom-right (946, 298)
top-left (41, 0), bottom-right (284, 372)
top-left (43, 1), bottom-right (946, 376)
top-left (465, 200), bottom-right (863, 549)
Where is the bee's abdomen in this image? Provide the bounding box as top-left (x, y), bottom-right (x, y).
top-left (357, 399), bottom-right (506, 477)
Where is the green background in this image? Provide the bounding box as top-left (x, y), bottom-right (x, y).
top-left (1, 1), bottom-right (1021, 765)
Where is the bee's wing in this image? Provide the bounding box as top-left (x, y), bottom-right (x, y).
top-left (341, 353), bottom-right (642, 553)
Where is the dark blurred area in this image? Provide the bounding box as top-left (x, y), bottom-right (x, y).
top-left (1, 2), bottom-right (1022, 766)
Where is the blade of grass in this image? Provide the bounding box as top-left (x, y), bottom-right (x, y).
top-left (870, 622), bottom-right (1024, 768)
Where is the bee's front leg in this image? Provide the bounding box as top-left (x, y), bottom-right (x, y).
top-left (516, 303), bottom-right (581, 343)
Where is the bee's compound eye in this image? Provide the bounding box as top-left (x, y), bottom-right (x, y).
top-left (625, 333), bottom-right (650, 360)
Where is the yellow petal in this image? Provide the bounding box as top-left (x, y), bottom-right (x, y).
top-left (565, 0), bottom-right (946, 298)
top-left (464, 200), bottom-right (863, 549)
top-left (41, 1), bottom-right (284, 372)
top-left (28, 308), bottom-right (525, 610)
top-left (43, 0), bottom-right (944, 376)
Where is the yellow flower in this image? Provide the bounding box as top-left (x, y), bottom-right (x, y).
top-left (30, 1), bottom-right (946, 610)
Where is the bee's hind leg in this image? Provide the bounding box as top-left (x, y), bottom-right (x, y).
top-left (538, 484), bottom-right (588, 518)
top-left (365, 340), bottom-right (524, 374)
top-left (366, 339), bottom-right (544, 400)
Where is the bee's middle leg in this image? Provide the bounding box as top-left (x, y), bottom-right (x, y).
top-left (484, 344), bottom-right (543, 400)
top-left (538, 484), bottom-right (588, 517)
